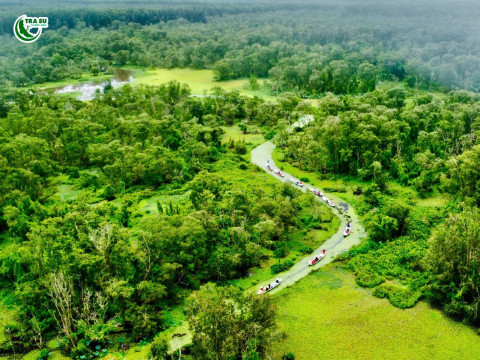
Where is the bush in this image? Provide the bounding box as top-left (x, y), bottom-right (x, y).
top-left (234, 142), bottom-right (247, 155)
top-left (265, 130), bottom-right (276, 140)
top-left (102, 184), bottom-right (116, 201)
top-left (323, 186), bottom-right (347, 193)
top-left (298, 245), bottom-right (313, 254)
top-left (355, 269), bottom-right (385, 288)
top-left (274, 242), bottom-right (289, 258)
top-left (282, 353), bottom-right (295, 360)
top-left (149, 337), bottom-right (170, 359)
top-left (299, 177), bottom-right (310, 183)
top-left (38, 349), bottom-right (50, 360)
top-left (374, 284), bottom-right (421, 309)
top-left (271, 259), bottom-right (295, 274)
top-left (239, 163), bottom-right (248, 170)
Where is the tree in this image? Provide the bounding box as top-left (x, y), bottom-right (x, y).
top-left (186, 284), bottom-right (279, 360)
top-left (356, 62), bottom-right (377, 93)
top-left (426, 208), bottom-right (480, 324)
top-left (249, 75), bottom-right (259, 90)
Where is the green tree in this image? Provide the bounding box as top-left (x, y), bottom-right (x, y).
top-left (426, 208), bottom-right (480, 324)
top-left (186, 284), bottom-right (279, 360)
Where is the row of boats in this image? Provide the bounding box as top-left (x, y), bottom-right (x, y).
top-left (258, 160), bottom-right (352, 295)
top-left (265, 161), bottom-right (334, 207)
top-left (308, 186), bottom-right (335, 207)
top-left (266, 161), bottom-right (285, 177)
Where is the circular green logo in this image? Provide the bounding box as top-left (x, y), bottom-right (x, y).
top-left (14, 15), bottom-right (48, 43)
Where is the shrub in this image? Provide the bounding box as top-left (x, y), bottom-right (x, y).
top-left (149, 337), bottom-right (170, 359)
top-left (239, 163), bottom-right (248, 170)
top-left (299, 177), bottom-right (310, 183)
top-left (323, 186), bottom-right (346, 193)
top-left (102, 184), bottom-right (116, 201)
top-left (274, 242), bottom-right (289, 258)
top-left (374, 284), bottom-right (421, 309)
top-left (355, 269), bottom-right (385, 288)
top-left (298, 245), bottom-right (313, 254)
top-left (282, 353), bottom-right (295, 360)
top-left (265, 130), bottom-right (276, 140)
top-left (271, 259), bottom-right (295, 274)
top-left (234, 142), bottom-right (247, 155)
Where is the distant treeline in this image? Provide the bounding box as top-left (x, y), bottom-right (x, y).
top-left (1, 1), bottom-right (480, 92)
top-left (0, 1), bottom-right (337, 35)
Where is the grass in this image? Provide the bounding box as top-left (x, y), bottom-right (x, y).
top-left (273, 264), bottom-right (480, 360)
top-left (221, 125), bottom-right (265, 147)
top-left (132, 68), bottom-right (273, 98)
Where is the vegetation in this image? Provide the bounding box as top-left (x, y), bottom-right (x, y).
top-left (2, 1), bottom-right (480, 93)
top-left (2, 0), bottom-right (480, 358)
top-left (273, 265), bottom-right (480, 360)
top-left (186, 284), bottom-right (279, 359)
top-left (0, 83), bottom-right (335, 358)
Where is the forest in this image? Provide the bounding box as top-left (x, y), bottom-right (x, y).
top-left (2, 0), bottom-right (480, 359)
top-left (2, 0), bottom-right (480, 91)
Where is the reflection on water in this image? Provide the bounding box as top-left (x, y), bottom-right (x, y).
top-left (54, 69), bottom-right (134, 101)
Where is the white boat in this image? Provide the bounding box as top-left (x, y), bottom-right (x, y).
top-left (257, 278), bottom-right (282, 294)
top-left (309, 187), bottom-right (324, 197)
top-left (274, 169), bottom-right (284, 177)
top-left (344, 223), bottom-right (352, 237)
top-left (309, 251), bottom-right (326, 266)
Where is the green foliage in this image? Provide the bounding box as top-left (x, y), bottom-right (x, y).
top-left (374, 284), bottom-right (421, 309)
top-left (354, 268), bottom-right (385, 288)
top-left (298, 246), bottom-right (313, 255)
top-left (274, 242), bottom-right (289, 258)
top-left (186, 284), bottom-right (278, 360)
top-left (149, 337), bottom-right (171, 360)
top-left (425, 208), bottom-right (480, 324)
top-left (271, 260), bottom-right (295, 274)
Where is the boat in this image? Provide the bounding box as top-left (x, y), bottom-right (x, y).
top-left (274, 169), bottom-right (284, 177)
top-left (257, 278), bottom-right (282, 294)
top-left (309, 187), bottom-right (324, 197)
top-left (344, 223), bottom-right (352, 237)
top-left (309, 251), bottom-right (326, 266)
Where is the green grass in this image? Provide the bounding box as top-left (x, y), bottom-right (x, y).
top-left (273, 265), bottom-right (480, 360)
top-left (221, 125), bottom-right (265, 147)
top-left (34, 66), bottom-right (276, 100)
top-left (132, 68), bottom-right (273, 98)
top-left (136, 191), bottom-right (192, 215)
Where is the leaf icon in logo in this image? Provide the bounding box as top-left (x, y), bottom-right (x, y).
top-left (14, 15), bottom-right (42, 43)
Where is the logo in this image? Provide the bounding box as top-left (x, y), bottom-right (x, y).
top-left (13, 15), bottom-right (48, 43)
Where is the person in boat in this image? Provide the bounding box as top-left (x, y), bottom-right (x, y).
top-left (347, 222), bottom-right (351, 228)
top-left (323, 249), bottom-right (326, 254)
top-left (276, 279), bottom-right (280, 284)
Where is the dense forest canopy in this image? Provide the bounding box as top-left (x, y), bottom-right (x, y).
top-left (1, 0), bottom-right (480, 91)
top-left (3, 1), bottom-right (480, 359)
